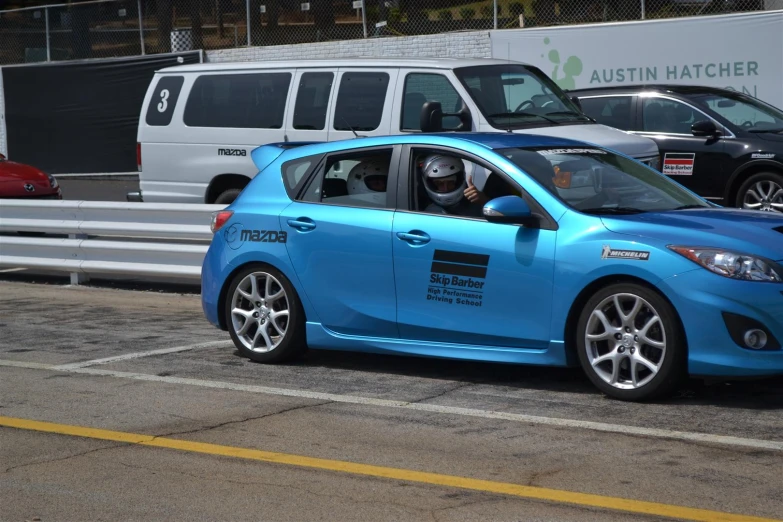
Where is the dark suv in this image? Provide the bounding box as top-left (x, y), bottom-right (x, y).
top-left (568, 84), bottom-right (783, 212)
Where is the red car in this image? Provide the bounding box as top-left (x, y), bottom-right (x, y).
top-left (0, 153), bottom-right (62, 199)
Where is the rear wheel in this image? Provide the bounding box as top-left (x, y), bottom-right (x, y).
top-left (576, 283), bottom-right (686, 401)
top-left (735, 172), bottom-right (783, 212)
top-left (224, 264), bottom-right (307, 363)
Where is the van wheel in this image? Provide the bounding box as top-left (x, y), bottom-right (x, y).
top-left (224, 264), bottom-right (307, 364)
top-left (214, 188), bottom-right (242, 205)
top-left (735, 172), bottom-right (783, 212)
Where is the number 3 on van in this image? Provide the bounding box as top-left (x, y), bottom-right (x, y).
top-left (157, 89), bottom-right (170, 113)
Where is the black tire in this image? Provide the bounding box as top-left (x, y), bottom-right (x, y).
top-left (223, 263), bottom-right (307, 364)
top-left (214, 188), bottom-right (243, 205)
top-left (734, 171), bottom-right (783, 212)
top-left (575, 283), bottom-right (686, 402)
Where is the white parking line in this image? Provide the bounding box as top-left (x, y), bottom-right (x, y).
top-left (51, 341), bottom-right (233, 370)
top-left (0, 268), bottom-right (27, 273)
top-left (1, 357), bottom-right (782, 453)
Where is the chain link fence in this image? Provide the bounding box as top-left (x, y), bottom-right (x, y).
top-left (0, 0), bottom-right (772, 65)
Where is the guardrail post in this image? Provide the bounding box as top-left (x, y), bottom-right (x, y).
top-left (69, 233), bottom-right (89, 285)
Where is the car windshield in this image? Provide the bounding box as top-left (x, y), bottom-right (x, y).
top-left (690, 91), bottom-right (783, 132)
top-left (498, 146), bottom-right (710, 214)
top-left (453, 64), bottom-right (592, 130)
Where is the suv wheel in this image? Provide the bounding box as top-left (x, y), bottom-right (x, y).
top-left (736, 172), bottom-right (783, 212)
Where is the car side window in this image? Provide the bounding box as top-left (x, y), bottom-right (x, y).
top-left (293, 72), bottom-right (334, 130)
top-left (641, 97), bottom-right (705, 135)
top-left (579, 96), bottom-right (633, 131)
top-left (333, 72), bottom-right (390, 132)
top-left (282, 157), bottom-right (318, 199)
top-left (300, 148), bottom-right (393, 209)
top-left (409, 147), bottom-right (522, 219)
top-left (401, 73), bottom-right (464, 131)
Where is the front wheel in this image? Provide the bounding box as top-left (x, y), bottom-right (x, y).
top-left (735, 172), bottom-right (783, 212)
top-left (576, 283), bottom-right (686, 401)
top-left (224, 264), bottom-right (307, 363)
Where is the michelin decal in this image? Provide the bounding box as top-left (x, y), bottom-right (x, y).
top-left (427, 249), bottom-right (489, 308)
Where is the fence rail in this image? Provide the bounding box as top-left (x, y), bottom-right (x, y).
top-left (0, 199), bottom-right (224, 284)
top-left (0, 0), bottom-right (773, 65)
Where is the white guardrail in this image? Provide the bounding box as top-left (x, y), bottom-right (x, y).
top-left (0, 200), bottom-right (226, 284)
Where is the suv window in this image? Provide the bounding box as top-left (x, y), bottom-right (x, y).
top-left (293, 72), bottom-right (333, 130)
top-left (579, 96), bottom-right (633, 131)
top-left (641, 97), bottom-right (705, 135)
top-left (301, 148), bottom-right (393, 208)
top-left (333, 72), bottom-right (389, 131)
top-left (183, 72), bottom-right (291, 129)
top-left (401, 73), bottom-right (464, 131)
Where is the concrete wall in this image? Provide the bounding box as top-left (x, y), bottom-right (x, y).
top-left (206, 31), bottom-right (492, 63)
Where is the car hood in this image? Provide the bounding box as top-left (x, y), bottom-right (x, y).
top-left (0, 160), bottom-right (48, 182)
top-left (599, 208), bottom-right (783, 262)
top-left (510, 123), bottom-right (659, 159)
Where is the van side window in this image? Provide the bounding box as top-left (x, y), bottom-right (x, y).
top-left (333, 72), bottom-right (389, 132)
top-left (146, 76), bottom-right (184, 126)
top-left (293, 72), bottom-right (334, 131)
top-left (401, 73), bottom-right (464, 131)
top-left (183, 73), bottom-right (292, 129)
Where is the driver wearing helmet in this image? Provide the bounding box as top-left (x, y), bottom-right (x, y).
top-left (421, 154), bottom-right (488, 217)
top-left (346, 157), bottom-right (389, 206)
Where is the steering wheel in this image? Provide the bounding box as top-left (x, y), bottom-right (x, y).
top-left (514, 100), bottom-right (535, 112)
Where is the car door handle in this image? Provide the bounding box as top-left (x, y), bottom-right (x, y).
top-left (396, 231), bottom-right (430, 244)
top-left (287, 218), bottom-right (316, 231)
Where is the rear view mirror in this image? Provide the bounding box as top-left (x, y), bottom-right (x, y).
top-left (717, 100), bottom-right (736, 108)
top-left (692, 120), bottom-right (720, 137)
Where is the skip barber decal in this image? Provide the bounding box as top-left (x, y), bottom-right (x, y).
top-left (601, 245), bottom-right (650, 261)
top-left (426, 249), bottom-right (489, 307)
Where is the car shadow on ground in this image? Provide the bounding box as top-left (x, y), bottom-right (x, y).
top-left (242, 346), bottom-right (783, 410)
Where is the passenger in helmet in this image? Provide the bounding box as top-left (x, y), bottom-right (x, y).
top-left (346, 157), bottom-right (389, 206)
top-left (421, 154), bottom-right (488, 217)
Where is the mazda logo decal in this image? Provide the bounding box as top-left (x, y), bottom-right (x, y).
top-left (24, 183), bottom-right (35, 192)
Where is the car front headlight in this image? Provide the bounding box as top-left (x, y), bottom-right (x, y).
top-left (46, 173), bottom-right (58, 189)
top-left (669, 246), bottom-right (783, 283)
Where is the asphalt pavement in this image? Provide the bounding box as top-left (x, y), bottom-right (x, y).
top-left (1, 277), bottom-right (782, 522)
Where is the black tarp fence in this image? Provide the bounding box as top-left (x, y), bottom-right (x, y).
top-left (2, 51), bottom-right (201, 174)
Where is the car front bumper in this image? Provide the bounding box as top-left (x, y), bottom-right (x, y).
top-left (659, 268), bottom-right (783, 377)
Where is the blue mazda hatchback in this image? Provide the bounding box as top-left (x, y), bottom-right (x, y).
top-left (201, 132), bottom-right (783, 402)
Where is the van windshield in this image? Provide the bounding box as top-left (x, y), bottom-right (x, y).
top-left (453, 64), bottom-right (592, 130)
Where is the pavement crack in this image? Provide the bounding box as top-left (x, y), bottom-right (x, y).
top-left (526, 468), bottom-right (563, 487)
top-left (412, 382), bottom-right (473, 404)
top-left (3, 444), bottom-right (123, 474)
top-left (150, 401), bottom-right (333, 440)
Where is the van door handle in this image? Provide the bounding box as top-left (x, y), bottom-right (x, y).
top-left (396, 231), bottom-right (430, 244)
top-left (287, 218), bottom-right (316, 231)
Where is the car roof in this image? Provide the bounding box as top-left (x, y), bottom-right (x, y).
top-left (568, 84), bottom-right (739, 97)
top-left (268, 132), bottom-right (595, 159)
top-left (156, 57), bottom-right (533, 74)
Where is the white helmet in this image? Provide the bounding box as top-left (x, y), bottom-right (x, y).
top-left (346, 158), bottom-right (389, 205)
top-left (422, 154), bottom-right (466, 208)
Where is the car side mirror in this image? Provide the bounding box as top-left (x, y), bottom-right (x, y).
top-left (570, 96), bottom-right (582, 111)
top-left (0, 153), bottom-right (5, 160)
top-left (482, 195), bottom-right (534, 225)
top-left (692, 120), bottom-right (720, 138)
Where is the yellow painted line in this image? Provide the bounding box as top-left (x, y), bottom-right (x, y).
top-left (0, 415), bottom-right (779, 522)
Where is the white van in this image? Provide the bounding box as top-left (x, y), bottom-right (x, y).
top-left (131, 57), bottom-right (660, 203)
